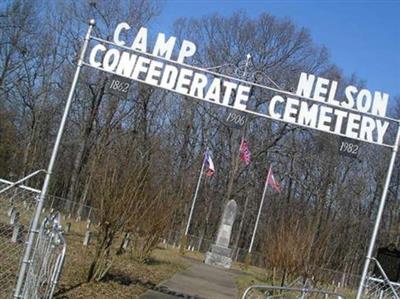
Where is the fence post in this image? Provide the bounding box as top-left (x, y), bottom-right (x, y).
top-left (50, 196), bottom-right (55, 210)
top-left (87, 207), bottom-right (92, 221)
top-left (7, 206), bottom-right (15, 217)
top-left (86, 219), bottom-right (91, 230)
top-left (10, 210), bottom-right (19, 225)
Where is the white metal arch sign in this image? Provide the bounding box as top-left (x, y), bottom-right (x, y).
top-left (84, 22), bottom-right (399, 148)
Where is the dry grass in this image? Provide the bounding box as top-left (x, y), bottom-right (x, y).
top-left (234, 263), bottom-right (272, 298)
top-left (53, 220), bottom-right (189, 298)
top-left (0, 197), bottom-right (189, 299)
top-left (0, 206), bottom-right (358, 299)
top-left (233, 262), bottom-right (356, 299)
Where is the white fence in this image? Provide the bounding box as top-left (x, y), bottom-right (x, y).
top-left (21, 212), bottom-right (66, 298)
top-left (364, 277), bottom-right (400, 299)
top-left (0, 178), bottom-right (69, 298)
top-left (363, 258), bottom-right (400, 299)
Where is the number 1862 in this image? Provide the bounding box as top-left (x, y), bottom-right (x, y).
top-left (109, 79), bottom-right (129, 93)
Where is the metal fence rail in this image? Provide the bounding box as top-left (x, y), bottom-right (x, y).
top-left (242, 285), bottom-right (345, 299)
top-left (364, 277), bottom-right (400, 299)
top-left (363, 258), bottom-right (400, 299)
top-left (0, 178), bottom-right (94, 222)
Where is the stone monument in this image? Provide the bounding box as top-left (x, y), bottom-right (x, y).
top-left (205, 199), bottom-right (237, 268)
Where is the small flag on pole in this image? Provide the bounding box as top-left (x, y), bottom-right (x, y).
top-left (266, 166), bottom-right (281, 193)
top-left (204, 148), bottom-right (215, 177)
top-left (239, 138), bottom-right (251, 165)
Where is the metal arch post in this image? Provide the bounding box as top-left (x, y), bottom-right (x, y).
top-left (13, 19), bottom-right (95, 298)
top-left (356, 124), bottom-right (400, 299)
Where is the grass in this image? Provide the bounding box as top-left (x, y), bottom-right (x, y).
top-left (55, 245), bottom-right (188, 298)
top-left (0, 202), bottom-right (360, 299)
top-left (54, 220), bottom-right (190, 298)
top-left (0, 202), bottom-right (189, 299)
top-left (0, 200), bottom-right (37, 299)
top-left (233, 263), bottom-right (275, 298)
top-left (233, 262), bottom-right (358, 299)
top-left (54, 221), bottom-right (357, 299)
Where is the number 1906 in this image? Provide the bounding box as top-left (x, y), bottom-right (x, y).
top-left (226, 112), bottom-right (246, 126)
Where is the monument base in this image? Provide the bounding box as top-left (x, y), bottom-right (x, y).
top-left (204, 244), bottom-right (233, 269)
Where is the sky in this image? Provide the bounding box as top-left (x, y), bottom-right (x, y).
top-left (152, 0), bottom-right (400, 103)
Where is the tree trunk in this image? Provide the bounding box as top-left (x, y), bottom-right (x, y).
top-left (66, 78), bottom-right (106, 212)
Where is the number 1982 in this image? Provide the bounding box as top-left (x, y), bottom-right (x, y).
top-left (339, 141), bottom-right (359, 154)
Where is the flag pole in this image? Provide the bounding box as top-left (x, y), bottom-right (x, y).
top-left (249, 168), bottom-right (270, 253)
top-left (185, 155), bottom-right (206, 236)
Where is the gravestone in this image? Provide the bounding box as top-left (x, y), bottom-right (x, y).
top-left (122, 233), bottom-right (131, 250)
top-left (65, 222), bottom-right (71, 234)
top-left (83, 230), bottom-right (91, 246)
top-left (205, 200), bottom-right (237, 268)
